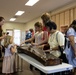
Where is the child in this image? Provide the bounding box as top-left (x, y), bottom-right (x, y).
top-left (2, 35), bottom-right (16, 75)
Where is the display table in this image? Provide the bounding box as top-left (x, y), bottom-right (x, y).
top-left (18, 53), bottom-right (73, 74)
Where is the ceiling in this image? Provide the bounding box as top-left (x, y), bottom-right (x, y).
top-left (0, 0), bottom-right (75, 24)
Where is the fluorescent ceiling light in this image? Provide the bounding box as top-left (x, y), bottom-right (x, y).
top-left (25, 0), bottom-right (39, 6)
top-left (10, 18), bottom-right (16, 21)
top-left (15, 11), bottom-right (25, 16)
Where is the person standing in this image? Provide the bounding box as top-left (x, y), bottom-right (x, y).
top-left (1, 32), bottom-right (6, 54)
top-left (2, 36), bottom-right (16, 75)
top-left (25, 29), bottom-right (34, 44)
top-left (25, 30), bottom-right (32, 44)
top-left (41, 13), bottom-right (50, 26)
top-left (64, 20), bottom-right (76, 71)
top-left (45, 21), bottom-right (68, 63)
top-left (0, 16), bottom-right (5, 58)
top-left (40, 13), bottom-right (50, 46)
top-left (21, 22), bottom-right (48, 46)
top-left (21, 22), bottom-right (48, 71)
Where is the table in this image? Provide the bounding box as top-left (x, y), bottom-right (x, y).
top-left (18, 53), bottom-right (73, 75)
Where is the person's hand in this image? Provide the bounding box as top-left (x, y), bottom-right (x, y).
top-left (2, 34), bottom-right (7, 39)
top-left (37, 45), bottom-right (44, 49)
top-left (14, 45), bottom-right (17, 48)
top-left (20, 42), bottom-right (24, 46)
top-left (31, 43), bottom-right (38, 46)
top-left (14, 44), bottom-right (17, 46)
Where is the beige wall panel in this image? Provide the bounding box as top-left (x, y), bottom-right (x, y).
top-left (74, 7), bottom-right (76, 20)
top-left (24, 2), bottom-right (76, 31)
top-left (64, 10), bottom-right (69, 25)
top-left (55, 14), bottom-right (60, 30)
top-left (51, 1), bottom-right (76, 16)
top-left (51, 15), bottom-right (56, 22)
top-left (60, 12), bottom-right (64, 27)
top-left (70, 9), bottom-right (74, 24)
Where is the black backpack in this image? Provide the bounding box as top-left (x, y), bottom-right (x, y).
top-left (56, 32), bottom-right (68, 63)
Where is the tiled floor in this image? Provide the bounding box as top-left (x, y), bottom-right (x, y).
top-left (0, 58), bottom-right (76, 75)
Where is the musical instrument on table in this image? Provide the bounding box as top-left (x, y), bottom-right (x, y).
top-left (17, 44), bottom-right (62, 66)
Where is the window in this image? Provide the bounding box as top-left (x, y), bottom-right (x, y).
top-left (14, 30), bottom-right (21, 45)
top-left (6, 29), bottom-right (13, 36)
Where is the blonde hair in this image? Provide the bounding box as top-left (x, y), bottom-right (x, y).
top-left (4, 35), bottom-right (12, 48)
top-left (41, 13), bottom-right (50, 22)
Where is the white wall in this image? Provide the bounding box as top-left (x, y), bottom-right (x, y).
top-left (24, 17), bottom-right (42, 31)
top-left (2, 22), bottom-right (25, 32)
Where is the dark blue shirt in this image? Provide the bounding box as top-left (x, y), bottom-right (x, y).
top-left (25, 31), bottom-right (32, 44)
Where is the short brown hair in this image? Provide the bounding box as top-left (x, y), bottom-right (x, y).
top-left (41, 13), bottom-right (50, 23)
top-left (34, 22), bottom-right (43, 28)
top-left (29, 29), bottom-right (33, 33)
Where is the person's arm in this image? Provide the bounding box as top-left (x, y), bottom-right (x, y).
top-left (0, 36), bottom-right (3, 39)
top-left (10, 45), bottom-right (17, 54)
top-left (67, 28), bottom-right (76, 57)
top-left (44, 46), bottom-right (59, 52)
top-left (68, 35), bottom-right (76, 56)
top-left (0, 36), bottom-right (6, 40)
top-left (20, 36), bottom-right (35, 45)
top-left (38, 31), bottom-right (48, 45)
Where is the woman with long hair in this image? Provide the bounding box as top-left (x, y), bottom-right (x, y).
top-left (65, 20), bottom-right (76, 70)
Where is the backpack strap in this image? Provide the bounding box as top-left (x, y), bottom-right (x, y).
top-left (56, 32), bottom-right (64, 54)
top-left (56, 32), bottom-right (68, 63)
top-left (64, 36), bottom-right (67, 49)
top-left (56, 32), bottom-right (67, 50)
top-left (56, 32), bottom-right (59, 44)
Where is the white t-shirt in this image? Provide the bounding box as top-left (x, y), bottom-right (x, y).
top-left (48, 31), bottom-right (65, 57)
top-left (34, 31), bottom-right (44, 44)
